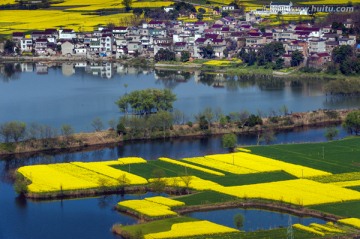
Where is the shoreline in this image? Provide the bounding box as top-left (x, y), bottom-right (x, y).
top-left (1, 57), bottom-right (358, 79)
top-left (0, 108), bottom-right (354, 158)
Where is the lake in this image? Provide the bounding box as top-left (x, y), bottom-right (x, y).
top-left (0, 62), bottom-right (354, 239)
top-left (1, 62), bottom-right (359, 132)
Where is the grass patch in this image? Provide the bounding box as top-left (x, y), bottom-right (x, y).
top-left (241, 228), bottom-right (321, 239)
top-left (117, 216), bottom-right (199, 236)
top-left (175, 191), bottom-right (238, 205)
top-left (248, 137), bottom-right (360, 174)
top-left (311, 201), bottom-right (360, 218)
top-left (212, 171), bottom-right (296, 187)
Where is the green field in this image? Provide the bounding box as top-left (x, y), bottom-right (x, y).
top-left (248, 137), bottom-right (360, 174)
top-left (311, 201), bottom-right (360, 218)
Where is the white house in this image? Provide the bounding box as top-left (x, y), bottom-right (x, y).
top-left (270, 2), bottom-right (293, 13)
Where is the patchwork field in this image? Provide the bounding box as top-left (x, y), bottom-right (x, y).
top-left (17, 137), bottom-right (360, 238)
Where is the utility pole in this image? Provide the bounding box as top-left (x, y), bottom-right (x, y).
top-left (287, 215), bottom-right (294, 239)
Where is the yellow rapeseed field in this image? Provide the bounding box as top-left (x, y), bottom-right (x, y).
top-left (338, 218), bottom-right (360, 229)
top-left (117, 199), bottom-right (177, 218)
top-left (144, 196), bottom-right (185, 207)
top-left (206, 152), bottom-right (331, 178)
top-left (17, 161), bottom-right (147, 193)
top-left (0, 10), bottom-right (133, 34)
top-left (149, 176), bottom-right (223, 191)
top-left (309, 223), bottom-right (344, 233)
top-left (159, 157), bottom-right (225, 176)
top-left (215, 179), bottom-right (360, 206)
top-left (117, 157), bottom-right (147, 164)
top-left (293, 224), bottom-right (325, 236)
top-left (144, 220), bottom-right (239, 239)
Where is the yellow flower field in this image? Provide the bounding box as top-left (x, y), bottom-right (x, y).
top-left (144, 196), bottom-right (185, 207)
top-left (144, 220), bottom-right (239, 239)
top-left (203, 59), bottom-right (242, 66)
top-left (0, 10), bottom-right (133, 34)
top-left (117, 157), bottom-right (147, 165)
top-left (293, 224), bottom-right (325, 236)
top-left (183, 156), bottom-right (259, 175)
top-left (215, 179), bottom-right (360, 206)
top-left (71, 162), bottom-right (148, 185)
top-left (149, 176), bottom-right (223, 191)
top-left (205, 152), bottom-right (332, 178)
top-left (338, 218), bottom-right (360, 229)
top-left (309, 223), bottom-right (344, 233)
top-left (159, 157), bottom-right (225, 176)
top-left (17, 161), bottom-right (147, 193)
top-left (117, 199), bottom-right (177, 218)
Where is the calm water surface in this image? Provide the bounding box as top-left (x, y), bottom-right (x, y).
top-left (1, 63), bottom-right (360, 132)
top-left (186, 208), bottom-right (326, 231)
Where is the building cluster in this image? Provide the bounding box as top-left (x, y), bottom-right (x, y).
top-left (8, 8), bottom-right (359, 67)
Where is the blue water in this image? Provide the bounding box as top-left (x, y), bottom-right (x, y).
top-left (1, 63), bottom-right (359, 132)
top-left (187, 208), bottom-right (326, 231)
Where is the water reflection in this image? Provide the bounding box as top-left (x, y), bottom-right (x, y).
top-left (1, 62), bottom-right (359, 133)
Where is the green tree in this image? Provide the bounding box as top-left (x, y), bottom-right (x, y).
top-left (0, 121), bottom-right (26, 143)
top-left (151, 168), bottom-right (166, 193)
top-left (118, 173), bottom-right (131, 195)
top-left (233, 214), bottom-right (244, 230)
top-left (91, 117), bottom-right (104, 131)
top-left (154, 49), bottom-right (175, 62)
top-left (222, 133), bottom-right (237, 151)
top-left (4, 40), bottom-right (16, 55)
top-left (343, 110), bottom-right (360, 135)
top-left (196, 13), bottom-right (204, 21)
top-left (122, 0), bottom-right (132, 11)
top-left (61, 124), bottom-right (74, 143)
top-left (199, 44), bottom-right (214, 59)
top-left (116, 89), bottom-right (176, 115)
top-left (290, 50), bottom-right (304, 67)
top-left (325, 127), bottom-right (339, 141)
top-left (332, 45), bottom-right (353, 64)
top-left (197, 7), bottom-right (206, 14)
top-left (133, 8), bottom-right (143, 17)
top-left (180, 51), bottom-right (190, 62)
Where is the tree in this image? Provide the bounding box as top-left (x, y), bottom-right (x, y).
top-left (122, 0), bottom-right (132, 11)
top-left (332, 45), bottom-right (353, 64)
top-left (151, 168), bottom-right (166, 193)
top-left (116, 89), bottom-right (176, 115)
top-left (221, 11), bottom-right (229, 17)
top-left (325, 127), bottom-right (339, 141)
top-left (343, 110), bottom-right (360, 135)
top-left (61, 124), bottom-right (74, 143)
top-left (180, 51), bottom-right (190, 62)
top-left (222, 133), bottom-right (237, 151)
top-left (197, 7), bottom-right (206, 14)
top-left (133, 8), bottom-right (143, 17)
top-left (196, 13), bottom-right (204, 21)
top-left (199, 44), bottom-right (214, 59)
top-left (4, 40), bottom-right (16, 55)
top-left (0, 121), bottom-right (26, 143)
top-left (290, 50), bottom-right (304, 67)
top-left (91, 117), bottom-right (104, 131)
top-left (180, 174), bottom-right (192, 194)
top-left (154, 48), bottom-right (175, 62)
top-left (234, 214), bottom-right (244, 230)
top-left (258, 128), bottom-right (276, 145)
top-left (118, 173), bottom-right (130, 195)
